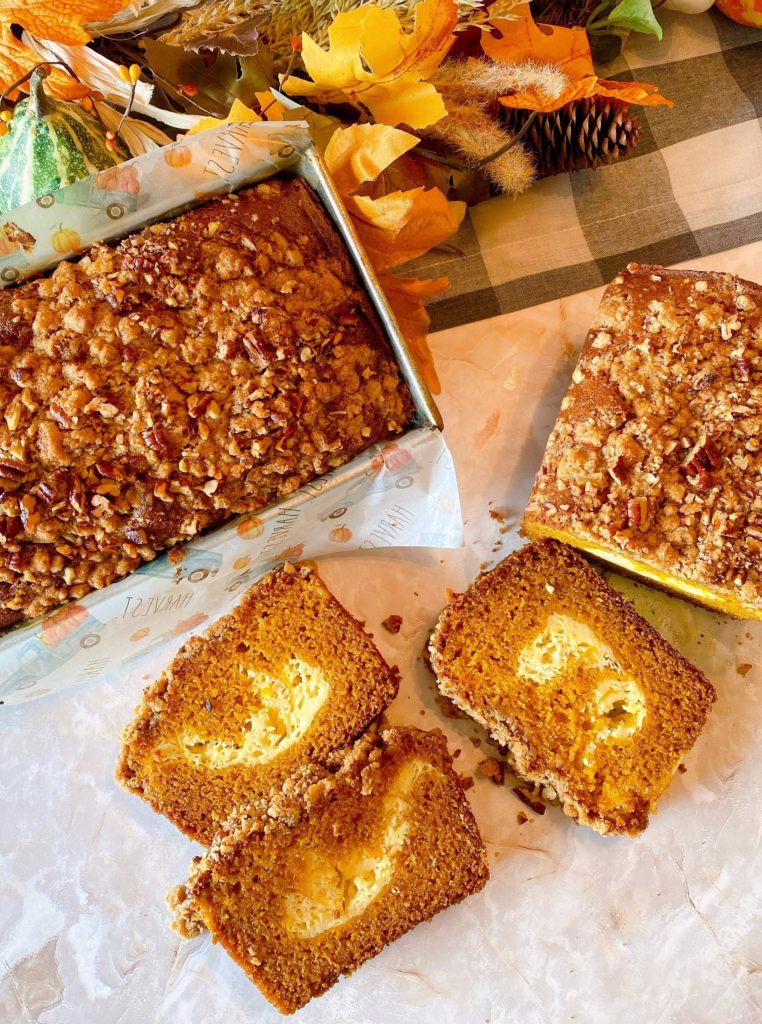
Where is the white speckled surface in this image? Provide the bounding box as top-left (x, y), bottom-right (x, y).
top-left (2, 244), bottom-right (761, 1024)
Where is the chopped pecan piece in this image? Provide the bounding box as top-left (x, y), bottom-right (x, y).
top-left (142, 427), bottom-right (170, 455)
top-left (701, 437), bottom-right (723, 470)
top-left (49, 403), bottom-right (74, 429)
top-left (242, 334), bottom-right (273, 365)
top-left (69, 478), bottom-right (85, 515)
top-left (186, 393), bottom-right (212, 418)
top-left (36, 480), bottom-right (57, 504)
top-left (608, 455), bottom-right (627, 484)
top-left (627, 496), bottom-right (653, 531)
top-left (0, 457), bottom-right (29, 480)
top-left (95, 460), bottom-right (125, 481)
top-left (683, 437), bottom-right (722, 488)
top-left (735, 356), bottom-right (751, 382)
top-left (0, 515), bottom-right (21, 541)
top-left (513, 785), bottom-right (546, 816)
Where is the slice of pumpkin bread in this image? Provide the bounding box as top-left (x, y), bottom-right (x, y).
top-left (168, 726), bottom-right (488, 1014)
top-left (116, 564), bottom-right (398, 843)
top-left (429, 540), bottom-right (716, 836)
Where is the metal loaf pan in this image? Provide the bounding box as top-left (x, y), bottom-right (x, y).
top-left (0, 123), bottom-right (458, 703)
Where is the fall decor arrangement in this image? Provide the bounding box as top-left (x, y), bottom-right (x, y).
top-left (0, 0), bottom-right (749, 380)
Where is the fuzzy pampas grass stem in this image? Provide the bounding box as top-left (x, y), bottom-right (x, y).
top-left (431, 58), bottom-right (568, 108)
top-left (422, 58), bottom-right (568, 195)
top-left (424, 104), bottom-right (536, 195)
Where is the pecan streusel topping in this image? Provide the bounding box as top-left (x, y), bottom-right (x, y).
top-left (523, 263), bottom-right (762, 615)
top-left (0, 178), bottom-right (413, 629)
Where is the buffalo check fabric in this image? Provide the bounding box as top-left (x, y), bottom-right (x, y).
top-left (411, 7), bottom-right (762, 331)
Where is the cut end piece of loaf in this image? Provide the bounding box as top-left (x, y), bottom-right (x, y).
top-left (168, 726), bottom-right (489, 1014)
top-left (522, 263), bottom-right (762, 621)
top-left (429, 540), bottom-right (717, 836)
top-left (116, 564), bottom-right (399, 843)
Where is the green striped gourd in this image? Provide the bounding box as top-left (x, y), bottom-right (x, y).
top-left (0, 68), bottom-right (129, 214)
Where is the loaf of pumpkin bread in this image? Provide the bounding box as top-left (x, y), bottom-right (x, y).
top-left (116, 563), bottom-right (399, 844)
top-left (429, 540), bottom-right (717, 836)
top-left (0, 177), bottom-right (413, 630)
top-left (522, 263), bottom-right (762, 620)
top-left (168, 726), bottom-right (489, 1014)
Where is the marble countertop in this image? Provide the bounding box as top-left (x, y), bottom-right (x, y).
top-left (2, 243), bottom-right (761, 1024)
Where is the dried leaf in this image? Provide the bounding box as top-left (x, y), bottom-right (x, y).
top-left (0, 28), bottom-right (90, 100)
top-left (282, 0), bottom-right (458, 129)
top-left (256, 90), bottom-right (286, 119)
top-left (483, 5), bottom-right (593, 78)
top-left (378, 272), bottom-right (448, 394)
top-left (141, 37), bottom-right (240, 116)
top-left (186, 91), bottom-right (287, 135)
top-left (0, 0), bottom-right (132, 45)
top-left (141, 38), bottom-right (272, 117)
top-left (499, 75), bottom-right (673, 111)
top-left (187, 98), bottom-right (261, 136)
top-left (277, 101), bottom-right (345, 153)
top-left (360, 149), bottom-right (457, 202)
top-left (484, 3), bottom-right (672, 111)
top-left (323, 118), bottom-right (457, 202)
top-left (351, 188), bottom-right (465, 270)
top-left (325, 123), bottom-right (461, 391)
top-left (234, 54), bottom-right (275, 101)
top-left (323, 122), bottom-right (419, 196)
top-left (90, 0), bottom-right (200, 36)
top-left (325, 123), bottom-right (465, 270)
top-left (173, 17), bottom-right (262, 57)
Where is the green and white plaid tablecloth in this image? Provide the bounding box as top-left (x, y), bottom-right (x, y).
top-left (411, 7), bottom-right (762, 330)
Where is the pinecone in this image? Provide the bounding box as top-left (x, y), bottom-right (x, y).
top-left (503, 97), bottom-right (641, 177)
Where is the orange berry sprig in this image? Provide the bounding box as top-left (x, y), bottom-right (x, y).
top-left (110, 63), bottom-right (142, 147)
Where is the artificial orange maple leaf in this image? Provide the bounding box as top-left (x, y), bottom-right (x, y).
top-left (282, 0), bottom-right (458, 129)
top-left (483, 3), bottom-right (673, 112)
top-left (0, 28), bottom-right (90, 99)
top-left (323, 121), bottom-right (417, 196)
top-left (483, 4), bottom-right (592, 79)
top-left (0, 0), bottom-right (132, 45)
top-left (325, 124), bottom-right (464, 393)
top-left (377, 273), bottom-right (448, 394)
top-left (498, 75), bottom-right (673, 111)
top-left (350, 187), bottom-right (464, 271)
top-left (325, 123), bottom-right (465, 271)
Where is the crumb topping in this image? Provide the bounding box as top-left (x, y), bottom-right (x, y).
top-left (0, 178), bottom-right (413, 628)
top-left (524, 263), bottom-right (762, 610)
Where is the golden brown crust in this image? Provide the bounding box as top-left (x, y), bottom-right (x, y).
top-left (522, 263), bottom-right (762, 618)
top-left (116, 564), bottom-right (399, 843)
top-left (0, 177), bottom-right (413, 630)
top-left (169, 726), bottom-right (489, 1014)
top-left (429, 540), bottom-right (717, 836)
